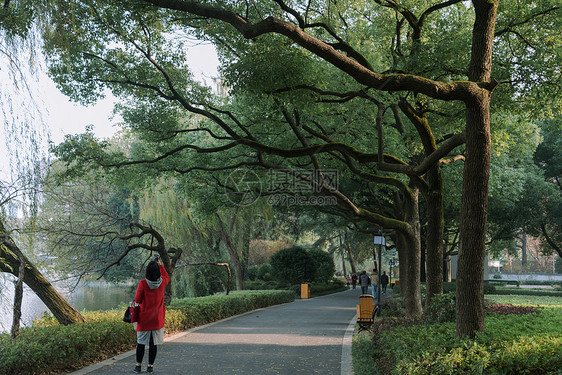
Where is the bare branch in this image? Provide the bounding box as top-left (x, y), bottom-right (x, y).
top-left (495, 7), bottom-right (560, 37)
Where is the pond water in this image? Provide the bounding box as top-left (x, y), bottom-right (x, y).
top-left (0, 274), bottom-right (135, 333)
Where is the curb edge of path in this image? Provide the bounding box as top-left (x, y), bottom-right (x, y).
top-left (341, 314), bottom-right (356, 375)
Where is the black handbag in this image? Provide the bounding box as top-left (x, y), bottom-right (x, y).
top-left (123, 304), bottom-right (138, 323)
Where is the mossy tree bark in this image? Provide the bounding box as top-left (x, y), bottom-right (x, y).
top-left (455, 0), bottom-right (498, 338)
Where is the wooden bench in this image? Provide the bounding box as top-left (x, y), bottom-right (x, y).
top-left (356, 294), bottom-right (379, 331)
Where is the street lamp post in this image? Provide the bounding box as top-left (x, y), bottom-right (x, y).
top-left (373, 229), bottom-right (385, 317)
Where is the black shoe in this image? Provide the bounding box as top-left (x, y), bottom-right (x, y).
top-left (133, 365), bottom-right (142, 373)
top-left (147, 366), bottom-right (154, 373)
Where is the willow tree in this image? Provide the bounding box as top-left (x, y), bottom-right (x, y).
top-left (0, 0), bottom-right (87, 326)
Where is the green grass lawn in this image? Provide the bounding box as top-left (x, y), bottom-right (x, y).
top-left (353, 294), bottom-right (562, 375)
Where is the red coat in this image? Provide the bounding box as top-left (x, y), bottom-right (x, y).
top-left (134, 264), bottom-right (170, 331)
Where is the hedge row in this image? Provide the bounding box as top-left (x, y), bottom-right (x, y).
top-left (491, 279), bottom-right (562, 286)
top-left (0, 319), bottom-right (136, 374)
top-left (243, 279), bottom-right (347, 298)
top-left (166, 290), bottom-right (296, 330)
top-left (491, 287), bottom-right (562, 297)
top-left (0, 290), bottom-right (295, 375)
top-left (395, 282), bottom-right (497, 297)
top-left (444, 281), bottom-right (562, 296)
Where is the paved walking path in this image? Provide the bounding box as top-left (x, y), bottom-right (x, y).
top-left (71, 288), bottom-right (371, 375)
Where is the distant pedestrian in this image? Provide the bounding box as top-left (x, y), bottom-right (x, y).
top-left (345, 274), bottom-right (351, 287)
top-left (370, 269), bottom-right (378, 297)
top-left (381, 271), bottom-right (389, 294)
top-left (351, 273), bottom-right (358, 289)
top-left (359, 271), bottom-right (370, 294)
top-left (133, 255), bottom-right (170, 373)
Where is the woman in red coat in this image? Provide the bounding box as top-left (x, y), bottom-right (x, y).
top-left (133, 256), bottom-right (170, 373)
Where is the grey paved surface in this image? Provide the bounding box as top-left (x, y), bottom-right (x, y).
top-left (72, 288), bottom-right (364, 374)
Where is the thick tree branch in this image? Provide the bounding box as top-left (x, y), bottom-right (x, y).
top-left (419, 0), bottom-right (464, 29)
top-left (102, 142), bottom-right (239, 168)
top-left (141, 0), bottom-right (485, 101)
top-left (378, 130), bottom-right (466, 176)
top-left (257, 154), bottom-right (412, 234)
top-left (541, 223), bottom-right (562, 259)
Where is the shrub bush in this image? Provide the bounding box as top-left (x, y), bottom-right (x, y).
top-left (247, 263), bottom-right (274, 282)
top-left (442, 281), bottom-right (495, 294)
top-left (247, 265), bottom-right (259, 281)
top-left (256, 263), bottom-right (273, 281)
top-left (442, 282), bottom-right (456, 293)
top-left (483, 283), bottom-right (496, 294)
top-left (243, 280), bottom-right (290, 290)
top-left (0, 319), bottom-right (136, 374)
top-left (310, 280), bottom-right (346, 295)
top-left (270, 246), bottom-right (316, 284)
top-left (167, 290), bottom-right (296, 330)
top-left (308, 248), bottom-right (335, 283)
top-left (518, 280), bottom-right (559, 286)
top-left (426, 293), bottom-right (456, 323)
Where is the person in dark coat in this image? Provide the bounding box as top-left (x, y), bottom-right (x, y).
top-left (381, 271), bottom-right (389, 294)
top-left (133, 256), bottom-right (170, 373)
top-left (351, 273), bottom-right (358, 289)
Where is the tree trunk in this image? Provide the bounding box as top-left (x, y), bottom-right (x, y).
top-left (392, 186), bottom-right (422, 316)
top-left (241, 222), bottom-right (251, 280)
top-left (456, 97), bottom-right (491, 337)
top-left (11, 247), bottom-right (25, 339)
top-left (344, 231), bottom-right (357, 274)
top-left (403, 185), bottom-right (422, 316)
top-left (443, 235), bottom-right (452, 283)
top-left (0, 241), bottom-right (86, 325)
top-left (215, 214), bottom-right (244, 290)
top-left (220, 235), bottom-right (244, 290)
top-left (397, 99), bottom-right (444, 305)
top-left (541, 223), bottom-right (562, 260)
top-left (420, 244), bottom-right (426, 283)
top-left (521, 232), bottom-right (528, 269)
top-left (456, 0), bottom-right (498, 338)
top-left (394, 232), bottom-right (408, 298)
top-left (425, 164), bottom-right (444, 304)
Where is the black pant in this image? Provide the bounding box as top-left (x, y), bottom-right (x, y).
top-left (136, 333), bottom-right (157, 365)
